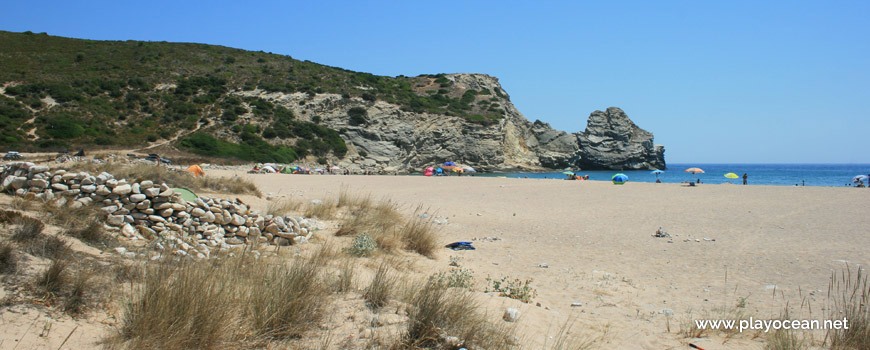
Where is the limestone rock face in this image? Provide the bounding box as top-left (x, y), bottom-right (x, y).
top-left (238, 75), bottom-right (665, 171)
top-left (575, 107), bottom-right (666, 170)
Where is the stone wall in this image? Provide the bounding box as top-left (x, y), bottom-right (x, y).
top-left (1, 162), bottom-right (318, 258)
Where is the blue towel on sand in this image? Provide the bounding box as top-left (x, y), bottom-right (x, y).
top-left (445, 241), bottom-right (475, 250)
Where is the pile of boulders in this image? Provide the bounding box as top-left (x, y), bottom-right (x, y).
top-left (1, 162), bottom-right (320, 258)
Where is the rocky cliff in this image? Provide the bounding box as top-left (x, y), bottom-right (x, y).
top-left (238, 74), bottom-right (665, 172)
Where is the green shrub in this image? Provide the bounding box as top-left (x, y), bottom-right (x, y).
top-left (344, 232), bottom-right (376, 257)
top-left (347, 107), bottom-right (367, 126)
top-left (485, 276), bottom-right (537, 303)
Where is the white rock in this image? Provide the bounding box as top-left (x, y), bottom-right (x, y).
top-left (231, 214), bottom-right (245, 226)
top-left (114, 247), bottom-right (127, 255)
top-left (121, 224), bottom-right (136, 237)
top-left (113, 184), bottom-right (132, 195)
top-left (503, 308), bottom-right (520, 322)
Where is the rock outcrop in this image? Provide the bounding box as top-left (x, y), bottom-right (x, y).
top-left (576, 107), bottom-right (666, 170)
top-left (238, 74), bottom-right (664, 171)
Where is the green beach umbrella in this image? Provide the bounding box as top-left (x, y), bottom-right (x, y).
top-left (612, 173), bottom-right (628, 184)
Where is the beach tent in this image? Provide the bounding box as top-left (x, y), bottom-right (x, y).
top-left (435, 167), bottom-right (444, 175)
top-left (612, 173), bottom-right (628, 185)
top-left (282, 166), bottom-right (295, 173)
top-left (424, 167), bottom-right (434, 176)
top-left (261, 165), bottom-right (277, 173)
top-left (186, 164), bottom-right (205, 177)
top-left (173, 187), bottom-right (198, 203)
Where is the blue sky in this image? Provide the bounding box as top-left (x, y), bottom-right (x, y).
top-left (2, 0), bottom-right (868, 164)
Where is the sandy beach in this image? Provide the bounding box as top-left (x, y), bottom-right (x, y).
top-left (209, 170), bottom-right (870, 349)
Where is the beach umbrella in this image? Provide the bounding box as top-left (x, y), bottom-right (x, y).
top-left (724, 173), bottom-right (739, 179)
top-left (562, 171), bottom-right (575, 176)
top-left (612, 173), bottom-right (628, 185)
top-left (853, 175), bottom-right (869, 184)
top-left (650, 169), bottom-right (664, 179)
top-left (464, 167), bottom-right (476, 172)
top-left (442, 162), bottom-right (456, 170)
top-left (685, 167), bottom-right (704, 182)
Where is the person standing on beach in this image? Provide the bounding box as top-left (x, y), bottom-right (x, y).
top-left (743, 173), bottom-right (748, 185)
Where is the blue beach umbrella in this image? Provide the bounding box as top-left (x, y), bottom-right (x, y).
top-left (612, 173), bottom-right (628, 185)
top-left (650, 169), bottom-right (664, 179)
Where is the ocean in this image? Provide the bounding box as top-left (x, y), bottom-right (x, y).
top-left (475, 164), bottom-right (870, 187)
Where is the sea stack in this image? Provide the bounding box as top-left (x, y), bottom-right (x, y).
top-left (575, 107), bottom-right (666, 170)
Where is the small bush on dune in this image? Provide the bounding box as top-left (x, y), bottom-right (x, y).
top-left (344, 232), bottom-right (377, 257)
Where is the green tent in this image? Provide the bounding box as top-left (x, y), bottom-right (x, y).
top-left (282, 166), bottom-right (295, 173)
top-left (173, 187), bottom-right (198, 203)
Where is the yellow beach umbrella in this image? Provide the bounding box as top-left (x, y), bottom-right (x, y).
top-left (724, 172), bottom-right (739, 179)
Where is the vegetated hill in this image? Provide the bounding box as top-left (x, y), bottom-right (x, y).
top-left (0, 31), bottom-right (504, 162)
top-left (0, 31), bottom-right (665, 171)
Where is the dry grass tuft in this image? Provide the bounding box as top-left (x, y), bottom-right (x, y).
top-left (11, 216), bottom-right (45, 243)
top-left (304, 199), bottom-right (337, 219)
top-left (36, 257), bottom-right (70, 298)
top-left (64, 218), bottom-right (117, 248)
top-left (267, 198), bottom-right (303, 217)
top-left (827, 266), bottom-right (870, 349)
top-left (0, 241), bottom-right (17, 274)
top-left (64, 270), bottom-right (92, 315)
top-left (117, 257), bottom-right (242, 350)
top-left (364, 261), bottom-right (395, 310)
top-left (765, 328), bottom-right (808, 350)
top-left (39, 201), bottom-right (105, 230)
top-left (397, 206), bottom-right (439, 258)
top-left (334, 257), bottom-right (356, 293)
top-left (9, 196), bottom-right (33, 211)
top-left (247, 250), bottom-right (332, 340)
top-left (400, 277), bottom-right (515, 350)
top-left (548, 318), bottom-right (598, 350)
top-left (335, 196), bottom-right (438, 258)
